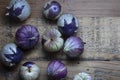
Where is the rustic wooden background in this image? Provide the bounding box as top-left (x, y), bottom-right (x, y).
top-left (0, 0), bottom-right (120, 80)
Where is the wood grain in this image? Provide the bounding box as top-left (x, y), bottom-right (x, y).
top-left (1, 18), bottom-right (120, 60)
top-left (0, 17), bottom-right (120, 79)
top-left (1, 0), bottom-right (120, 18)
top-left (0, 61), bottom-right (120, 80)
top-left (0, 0), bottom-right (120, 80)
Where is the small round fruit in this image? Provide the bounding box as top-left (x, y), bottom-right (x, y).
top-left (43, 0), bottom-right (62, 20)
top-left (58, 13), bottom-right (79, 37)
top-left (73, 72), bottom-right (92, 80)
top-left (6, 0), bottom-right (31, 21)
top-left (47, 60), bottom-right (67, 80)
top-left (19, 61), bottom-right (40, 80)
top-left (0, 43), bottom-right (23, 67)
top-left (42, 28), bottom-right (64, 52)
top-left (15, 25), bottom-right (39, 50)
top-left (64, 36), bottom-right (84, 58)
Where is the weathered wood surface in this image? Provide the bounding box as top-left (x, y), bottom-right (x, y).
top-left (0, 0), bottom-right (120, 80)
top-left (1, 0), bottom-right (120, 17)
top-left (0, 18), bottom-right (120, 61)
top-left (0, 61), bottom-right (120, 80)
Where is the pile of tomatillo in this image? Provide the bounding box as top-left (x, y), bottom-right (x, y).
top-left (0, 0), bottom-right (92, 80)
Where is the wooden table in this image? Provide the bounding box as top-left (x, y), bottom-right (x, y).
top-left (0, 0), bottom-right (120, 80)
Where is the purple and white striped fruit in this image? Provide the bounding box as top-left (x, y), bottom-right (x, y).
top-left (47, 60), bottom-right (67, 80)
top-left (58, 13), bottom-right (79, 37)
top-left (20, 62), bottom-right (40, 80)
top-left (73, 72), bottom-right (92, 80)
top-left (6, 0), bottom-right (31, 21)
top-left (43, 0), bottom-right (62, 20)
top-left (0, 43), bottom-right (23, 67)
top-left (64, 36), bottom-right (84, 58)
top-left (15, 25), bottom-right (39, 50)
top-left (42, 28), bottom-right (64, 52)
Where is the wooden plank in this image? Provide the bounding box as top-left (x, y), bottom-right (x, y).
top-left (0, 0), bottom-right (120, 80)
top-left (0, 18), bottom-right (120, 60)
top-left (1, 0), bottom-right (120, 17)
top-left (0, 61), bottom-right (120, 80)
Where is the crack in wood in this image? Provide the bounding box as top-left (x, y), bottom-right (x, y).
top-left (23, 57), bottom-right (120, 61)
